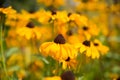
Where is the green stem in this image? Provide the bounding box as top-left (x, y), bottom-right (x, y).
top-left (0, 13), bottom-right (9, 79)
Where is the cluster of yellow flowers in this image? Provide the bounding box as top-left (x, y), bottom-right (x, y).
top-left (1, 0), bottom-right (119, 80)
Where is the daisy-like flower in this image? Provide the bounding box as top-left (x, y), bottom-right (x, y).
top-left (34, 9), bottom-right (52, 24)
top-left (52, 11), bottom-right (69, 23)
top-left (39, 34), bottom-right (77, 61)
top-left (69, 13), bottom-right (88, 26)
top-left (61, 56), bottom-right (77, 69)
top-left (44, 76), bottom-right (61, 80)
top-left (79, 39), bottom-right (109, 59)
top-left (0, 6), bottom-right (16, 15)
top-left (16, 22), bottom-right (41, 40)
top-left (78, 21), bottom-right (99, 40)
top-left (79, 40), bottom-right (100, 59)
top-left (93, 39), bottom-right (109, 55)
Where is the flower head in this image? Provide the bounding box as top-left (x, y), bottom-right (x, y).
top-left (79, 40), bottom-right (100, 59)
top-left (40, 34), bottom-right (77, 61)
top-left (61, 57), bottom-right (77, 69)
top-left (44, 76), bottom-right (61, 80)
top-left (16, 22), bottom-right (41, 40)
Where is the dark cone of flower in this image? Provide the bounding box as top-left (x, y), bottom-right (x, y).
top-left (61, 71), bottom-right (75, 80)
top-left (26, 22), bottom-right (34, 28)
top-left (54, 34), bottom-right (66, 44)
top-left (83, 40), bottom-right (90, 47)
top-left (67, 30), bottom-right (73, 36)
top-left (94, 43), bottom-right (99, 46)
top-left (68, 13), bottom-right (72, 17)
top-left (65, 57), bottom-right (70, 61)
top-left (117, 77), bottom-right (120, 80)
top-left (51, 10), bottom-right (56, 15)
top-left (83, 26), bottom-right (88, 31)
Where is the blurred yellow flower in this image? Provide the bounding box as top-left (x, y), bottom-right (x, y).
top-left (35, 9), bottom-right (52, 24)
top-left (0, 6), bottom-right (16, 15)
top-left (78, 21), bottom-right (99, 40)
top-left (79, 40), bottom-right (100, 59)
top-left (16, 22), bottom-right (42, 40)
top-left (93, 39), bottom-right (109, 55)
top-left (61, 57), bottom-right (77, 69)
top-left (44, 76), bottom-right (61, 80)
top-left (69, 13), bottom-right (88, 26)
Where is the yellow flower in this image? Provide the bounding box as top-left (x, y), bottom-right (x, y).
top-left (52, 11), bottom-right (69, 23)
top-left (40, 34), bottom-right (77, 61)
top-left (16, 22), bottom-right (41, 40)
top-left (53, 0), bottom-right (65, 8)
top-left (35, 9), bottom-right (52, 24)
top-left (69, 13), bottom-right (88, 26)
top-left (79, 40), bottom-right (100, 59)
top-left (93, 39), bottom-right (109, 55)
top-left (44, 76), bottom-right (61, 80)
top-left (37, 0), bottom-right (64, 7)
top-left (0, 6), bottom-right (16, 15)
top-left (79, 39), bottom-right (109, 59)
top-left (37, 0), bottom-right (53, 6)
top-left (61, 57), bottom-right (77, 69)
top-left (78, 21), bottom-right (99, 40)
top-left (7, 53), bottom-right (24, 67)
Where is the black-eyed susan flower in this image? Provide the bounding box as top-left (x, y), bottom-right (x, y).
top-left (79, 40), bottom-right (100, 59)
top-left (37, 0), bottom-right (64, 8)
top-left (61, 56), bottom-right (77, 69)
top-left (16, 22), bottom-right (41, 40)
top-left (78, 21), bottom-right (99, 40)
top-left (93, 39), bottom-right (109, 55)
top-left (0, 6), bottom-right (16, 15)
top-left (69, 13), bottom-right (88, 26)
top-left (44, 76), bottom-right (61, 80)
top-left (52, 11), bottom-right (69, 23)
top-left (34, 9), bottom-right (52, 24)
top-left (40, 34), bottom-right (77, 61)
top-left (79, 39), bottom-right (109, 59)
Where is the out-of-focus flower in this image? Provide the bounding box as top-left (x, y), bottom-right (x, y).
top-left (35, 9), bottom-right (52, 24)
top-left (52, 11), bottom-right (69, 23)
top-left (16, 22), bottom-right (42, 40)
top-left (69, 13), bottom-right (88, 26)
top-left (78, 21), bottom-right (99, 40)
top-left (61, 57), bottom-right (77, 69)
top-left (93, 39), bottom-right (109, 55)
top-left (79, 40), bottom-right (100, 59)
top-left (37, 0), bottom-right (64, 8)
top-left (0, 6), bottom-right (16, 15)
top-left (44, 76), bottom-right (61, 80)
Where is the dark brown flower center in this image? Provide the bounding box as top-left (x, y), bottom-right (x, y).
top-left (51, 10), bottom-right (56, 15)
top-left (83, 40), bottom-right (90, 47)
top-left (65, 57), bottom-right (70, 61)
top-left (68, 13), bottom-right (72, 17)
top-left (83, 26), bottom-right (88, 31)
top-left (67, 30), bottom-right (73, 36)
top-left (94, 43), bottom-right (99, 46)
top-left (61, 71), bottom-right (75, 80)
top-left (117, 77), bottom-right (120, 80)
top-left (54, 34), bottom-right (66, 44)
top-left (26, 22), bottom-right (34, 28)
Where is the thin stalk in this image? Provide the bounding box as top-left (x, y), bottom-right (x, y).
top-left (0, 13), bottom-right (9, 79)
